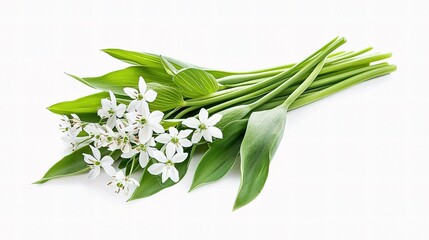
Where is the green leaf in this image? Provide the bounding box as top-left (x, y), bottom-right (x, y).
top-left (190, 119), bottom-right (248, 191)
top-left (216, 104), bottom-right (253, 129)
top-left (128, 145), bottom-right (197, 201)
top-left (147, 83), bottom-right (185, 111)
top-left (102, 49), bottom-right (194, 70)
top-left (47, 92), bottom-right (130, 116)
top-left (125, 157), bottom-right (140, 176)
top-left (173, 68), bottom-right (219, 98)
top-left (66, 66), bottom-right (174, 95)
top-left (34, 146), bottom-right (93, 184)
top-left (118, 158), bottom-right (131, 169)
top-left (48, 92), bottom-right (109, 115)
top-left (160, 55), bottom-right (179, 76)
top-left (233, 106), bottom-right (288, 210)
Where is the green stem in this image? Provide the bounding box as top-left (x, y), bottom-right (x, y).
top-left (282, 58), bottom-right (326, 108)
top-left (254, 64), bottom-right (396, 111)
top-left (185, 37), bottom-right (345, 107)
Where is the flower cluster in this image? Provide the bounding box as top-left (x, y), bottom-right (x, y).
top-left (59, 77), bottom-right (223, 194)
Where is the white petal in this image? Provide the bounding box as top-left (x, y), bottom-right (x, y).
top-left (121, 149), bottom-right (138, 159)
top-left (150, 122), bottom-right (165, 134)
top-left (148, 137), bottom-right (156, 146)
top-left (106, 116), bottom-right (116, 129)
top-left (115, 104), bottom-right (126, 118)
top-left (203, 130), bottom-right (213, 142)
top-left (88, 167), bottom-right (100, 180)
top-left (152, 151), bottom-right (167, 163)
top-left (123, 87), bottom-right (138, 99)
top-left (176, 145), bottom-right (184, 153)
top-left (191, 131), bottom-right (203, 143)
top-left (165, 143), bottom-right (176, 159)
top-left (168, 127), bottom-right (178, 137)
top-left (206, 114), bottom-right (222, 126)
top-left (155, 134), bottom-right (171, 144)
top-left (90, 146), bottom-right (101, 160)
top-left (84, 123), bottom-right (99, 135)
top-left (139, 126), bottom-right (152, 143)
top-left (100, 156), bottom-right (114, 166)
top-left (100, 99), bottom-right (111, 111)
top-left (149, 111), bottom-right (164, 123)
top-left (115, 170), bottom-right (125, 179)
top-left (138, 76), bottom-right (147, 93)
top-left (126, 100), bottom-right (139, 113)
top-left (199, 108), bottom-right (209, 123)
top-left (207, 127), bottom-right (223, 139)
top-left (144, 90), bottom-right (157, 102)
top-left (139, 152), bottom-right (149, 168)
top-left (161, 168), bottom-right (169, 183)
top-left (137, 103), bottom-right (150, 117)
top-left (182, 117), bottom-right (200, 129)
top-left (148, 163), bottom-right (165, 175)
top-left (121, 142), bottom-right (131, 153)
top-left (178, 129), bottom-right (192, 139)
top-left (109, 90), bottom-right (117, 105)
top-left (102, 164), bottom-right (116, 177)
top-left (169, 167), bottom-right (179, 182)
top-left (83, 153), bottom-right (96, 164)
top-left (179, 138), bottom-right (192, 147)
top-left (172, 152), bottom-right (188, 163)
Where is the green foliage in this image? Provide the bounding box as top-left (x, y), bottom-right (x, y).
top-left (190, 120), bottom-right (248, 191)
top-left (173, 68), bottom-right (219, 98)
top-left (234, 106), bottom-right (288, 210)
top-left (67, 66), bottom-right (174, 95)
top-left (34, 146), bottom-right (92, 184)
top-left (147, 83), bottom-right (185, 111)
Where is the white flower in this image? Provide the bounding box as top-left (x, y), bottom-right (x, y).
top-left (83, 123), bottom-right (106, 148)
top-left (83, 146), bottom-right (116, 180)
top-left (62, 130), bottom-right (86, 151)
top-left (125, 103), bottom-right (164, 141)
top-left (97, 90), bottom-right (126, 128)
top-left (115, 120), bottom-right (133, 153)
top-left (155, 127), bottom-right (192, 153)
top-left (108, 170), bottom-right (140, 194)
top-left (121, 136), bottom-right (156, 168)
top-left (148, 144), bottom-right (188, 183)
top-left (182, 108), bottom-right (223, 143)
top-left (59, 114), bottom-right (82, 135)
top-left (123, 76), bottom-right (157, 112)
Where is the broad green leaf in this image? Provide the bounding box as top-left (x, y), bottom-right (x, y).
top-left (102, 49), bottom-right (194, 70)
top-left (35, 148), bottom-right (121, 184)
top-left (173, 68), bottom-right (219, 98)
top-left (216, 104), bottom-right (253, 129)
top-left (34, 146), bottom-right (92, 184)
top-left (148, 83), bottom-right (185, 111)
top-left (128, 145), bottom-right (197, 201)
top-left (47, 92), bottom-right (130, 115)
top-left (67, 66), bottom-right (174, 95)
top-left (233, 58), bottom-right (327, 210)
top-left (190, 119), bottom-right (248, 191)
top-left (101, 48), bottom-right (235, 79)
top-left (233, 106), bottom-right (288, 210)
top-left (48, 92), bottom-right (109, 115)
top-left (102, 49), bottom-right (165, 68)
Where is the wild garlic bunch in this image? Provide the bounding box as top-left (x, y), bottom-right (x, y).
top-left (36, 37), bottom-right (396, 210)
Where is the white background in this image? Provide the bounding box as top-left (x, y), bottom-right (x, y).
top-left (1, 0), bottom-right (428, 239)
